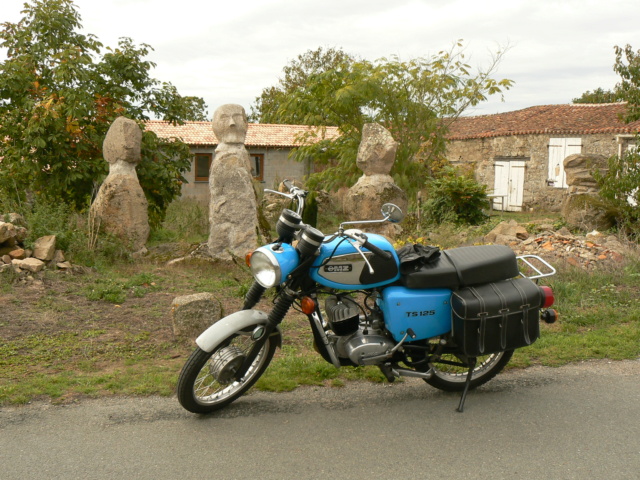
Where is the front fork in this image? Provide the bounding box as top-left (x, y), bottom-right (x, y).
top-left (234, 285), bottom-right (296, 381)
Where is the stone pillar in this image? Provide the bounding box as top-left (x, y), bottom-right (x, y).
top-left (345, 123), bottom-right (407, 236)
top-left (208, 104), bottom-right (259, 260)
top-left (90, 116), bottom-right (149, 252)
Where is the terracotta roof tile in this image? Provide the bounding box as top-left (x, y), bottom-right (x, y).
top-left (447, 103), bottom-right (640, 140)
top-left (144, 121), bottom-right (340, 148)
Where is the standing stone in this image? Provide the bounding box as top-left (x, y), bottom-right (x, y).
top-left (208, 105), bottom-right (259, 260)
top-left (90, 117), bottom-right (149, 252)
top-left (561, 153), bottom-right (613, 231)
top-left (345, 123), bottom-right (407, 235)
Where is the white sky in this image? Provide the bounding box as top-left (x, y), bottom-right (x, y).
top-left (2, 0), bottom-right (638, 119)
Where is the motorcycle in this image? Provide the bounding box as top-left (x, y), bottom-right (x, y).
top-left (177, 181), bottom-right (557, 413)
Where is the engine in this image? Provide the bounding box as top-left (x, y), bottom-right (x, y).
top-left (325, 295), bottom-right (396, 366)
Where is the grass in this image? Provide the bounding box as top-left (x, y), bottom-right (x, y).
top-left (1, 199), bottom-right (639, 405)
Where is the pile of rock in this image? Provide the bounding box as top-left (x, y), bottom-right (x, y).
top-left (0, 214), bottom-right (71, 274)
top-left (484, 220), bottom-right (631, 269)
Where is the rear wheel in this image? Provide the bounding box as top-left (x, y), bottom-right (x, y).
top-left (177, 326), bottom-right (278, 414)
top-left (425, 350), bottom-right (513, 392)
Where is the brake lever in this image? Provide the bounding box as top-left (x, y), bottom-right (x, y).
top-left (344, 231), bottom-right (374, 274)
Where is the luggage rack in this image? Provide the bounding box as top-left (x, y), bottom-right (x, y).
top-left (516, 255), bottom-right (556, 280)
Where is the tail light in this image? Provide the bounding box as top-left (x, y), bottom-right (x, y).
top-left (540, 286), bottom-right (554, 308)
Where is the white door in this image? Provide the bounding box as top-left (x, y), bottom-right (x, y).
top-left (494, 160), bottom-right (525, 211)
top-left (548, 138), bottom-right (582, 188)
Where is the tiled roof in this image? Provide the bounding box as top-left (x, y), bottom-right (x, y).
top-left (446, 103), bottom-right (640, 140)
top-left (144, 120), bottom-right (340, 148)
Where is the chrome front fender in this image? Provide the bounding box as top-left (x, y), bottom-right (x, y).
top-left (195, 309), bottom-right (282, 352)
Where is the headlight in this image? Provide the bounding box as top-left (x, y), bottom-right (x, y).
top-left (250, 244), bottom-right (300, 288)
top-left (250, 250), bottom-right (280, 288)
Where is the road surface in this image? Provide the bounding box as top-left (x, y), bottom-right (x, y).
top-left (1, 359), bottom-right (639, 479)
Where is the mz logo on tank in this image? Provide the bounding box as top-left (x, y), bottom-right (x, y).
top-left (324, 264), bottom-right (353, 273)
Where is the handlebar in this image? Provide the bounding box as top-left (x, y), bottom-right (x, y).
top-left (362, 239), bottom-right (393, 260)
top-left (264, 180), bottom-right (308, 217)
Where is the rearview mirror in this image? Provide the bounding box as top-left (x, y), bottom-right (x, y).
top-left (381, 203), bottom-right (404, 223)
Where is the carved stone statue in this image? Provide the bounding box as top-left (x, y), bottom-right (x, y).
top-left (345, 123), bottom-right (407, 236)
top-left (90, 116), bottom-right (149, 252)
top-left (208, 104), bottom-right (259, 259)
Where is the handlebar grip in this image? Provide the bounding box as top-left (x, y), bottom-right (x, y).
top-left (283, 179), bottom-right (294, 191)
top-left (363, 240), bottom-right (392, 260)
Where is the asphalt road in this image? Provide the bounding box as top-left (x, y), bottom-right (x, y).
top-left (1, 359), bottom-right (639, 480)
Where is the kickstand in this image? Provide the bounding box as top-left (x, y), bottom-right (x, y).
top-left (457, 357), bottom-right (477, 413)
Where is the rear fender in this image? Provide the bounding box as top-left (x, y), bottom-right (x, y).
top-left (195, 309), bottom-right (282, 352)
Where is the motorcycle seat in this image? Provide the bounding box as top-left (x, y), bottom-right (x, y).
top-left (400, 245), bottom-right (519, 290)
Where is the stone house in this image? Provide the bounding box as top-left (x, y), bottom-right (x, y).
top-left (145, 121), bottom-right (339, 204)
top-left (446, 103), bottom-right (640, 212)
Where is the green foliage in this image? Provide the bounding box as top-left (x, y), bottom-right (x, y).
top-left (250, 46), bottom-right (354, 124)
top-left (23, 201), bottom-right (77, 251)
top-left (150, 197), bottom-right (209, 244)
top-left (252, 42), bottom-right (513, 196)
top-left (614, 44), bottom-right (640, 122)
top-left (593, 143), bottom-right (640, 239)
top-left (301, 191), bottom-right (318, 227)
top-left (0, 0), bottom-right (207, 223)
top-left (421, 167), bottom-right (489, 225)
top-left (572, 87), bottom-right (622, 104)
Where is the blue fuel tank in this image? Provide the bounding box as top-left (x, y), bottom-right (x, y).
top-left (310, 233), bottom-right (400, 290)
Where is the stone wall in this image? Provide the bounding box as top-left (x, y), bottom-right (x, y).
top-left (446, 133), bottom-right (626, 211)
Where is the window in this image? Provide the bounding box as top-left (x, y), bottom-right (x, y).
top-left (250, 153), bottom-right (264, 181)
top-left (194, 153), bottom-right (212, 181)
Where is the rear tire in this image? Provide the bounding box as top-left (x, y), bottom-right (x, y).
top-left (425, 350), bottom-right (513, 392)
top-left (177, 327), bottom-right (278, 414)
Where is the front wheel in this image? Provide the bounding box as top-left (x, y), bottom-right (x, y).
top-left (177, 326), bottom-right (278, 414)
top-left (425, 350), bottom-right (513, 392)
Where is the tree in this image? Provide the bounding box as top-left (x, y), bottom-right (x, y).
top-left (572, 87), bottom-right (622, 104)
top-left (252, 42), bottom-right (512, 195)
top-left (249, 46), bottom-right (354, 124)
top-left (614, 44), bottom-right (640, 122)
top-left (0, 0), bottom-right (207, 224)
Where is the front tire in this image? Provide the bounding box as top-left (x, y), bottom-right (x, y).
top-left (177, 326), bottom-right (278, 414)
top-left (425, 350), bottom-right (513, 392)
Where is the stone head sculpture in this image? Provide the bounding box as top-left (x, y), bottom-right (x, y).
top-left (103, 116), bottom-right (142, 165)
top-left (212, 104), bottom-right (248, 144)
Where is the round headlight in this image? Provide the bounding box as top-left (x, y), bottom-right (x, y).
top-left (250, 250), bottom-right (280, 288)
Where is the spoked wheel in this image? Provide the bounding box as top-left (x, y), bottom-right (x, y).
top-left (425, 350), bottom-right (513, 392)
top-left (177, 326), bottom-right (278, 414)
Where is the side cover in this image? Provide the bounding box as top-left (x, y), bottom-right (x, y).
top-left (379, 286), bottom-right (452, 342)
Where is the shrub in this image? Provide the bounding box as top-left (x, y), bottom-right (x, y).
top-left (421, 167), bottom-right (489, 225)
top-left (594, 144), bottom-right (640, 239)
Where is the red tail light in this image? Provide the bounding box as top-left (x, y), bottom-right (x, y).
top-left (540, 286), bottom-right (554, 308)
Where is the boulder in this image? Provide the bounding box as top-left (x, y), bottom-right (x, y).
top-left (484, 220), bottom-right (529, 244)
top-left (12, 257), bottom-right (45, 273)
top-left (0, 222), bottom-right (16, 244)
top-left (33, 235), bottom-right (56, 261)
top-left (171, 293), bottom-right (223, 339)
top-left (561, 194), bottom-right (613, 232)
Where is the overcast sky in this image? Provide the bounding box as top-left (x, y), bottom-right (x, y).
top-left (2, 0), bottom-right (638, 119)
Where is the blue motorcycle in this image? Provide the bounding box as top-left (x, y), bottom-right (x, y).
top-left (177, 181), bottom-right (557, 413)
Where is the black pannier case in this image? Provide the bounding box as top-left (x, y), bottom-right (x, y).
top-left (452, 278), bottom-right (543, 356)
